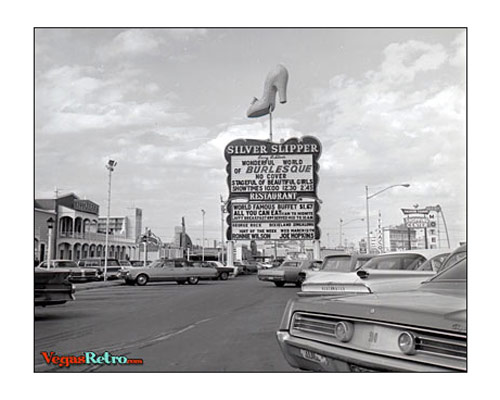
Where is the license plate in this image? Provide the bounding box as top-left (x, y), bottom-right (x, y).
top-left (299, 349), bottom-right (328, 365)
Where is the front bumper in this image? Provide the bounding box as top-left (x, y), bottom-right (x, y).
top-left (275, 331), bottom-right (456, 372)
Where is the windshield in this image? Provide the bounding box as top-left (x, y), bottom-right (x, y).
top-left (149, 260), bottom-right (163, 268)
top-left (321, 256), bottom-right (352, 272)
top-left (438, 250), bottom-right (467, 273)
top-left (52, 261), bottom-right (78, 268)
top-left (359, 254), bottom-right (426, 271)
top-left (430, 257), bottom-right (466, 281)
top-left (281, 261), bottom-right (301, 268)
top-left (416, 253), bottom-right (450, 271)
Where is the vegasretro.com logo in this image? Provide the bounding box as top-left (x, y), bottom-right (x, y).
top-left (41, 351), bottom-right (143, 368)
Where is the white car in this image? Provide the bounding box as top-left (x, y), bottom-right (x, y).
top-left (300, 249), bottom-right (450, 297)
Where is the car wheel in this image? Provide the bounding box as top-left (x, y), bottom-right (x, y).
top-left (274, 282), bottom-right (285, 287)
top-left (187, 277), bottom-right (199, 285)
top-left (135, 274), bottom-right (148, 286)
top-left (219, 272), bottom-right (229, 281)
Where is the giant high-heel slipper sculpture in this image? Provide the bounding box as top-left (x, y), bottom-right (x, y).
top-left (246, 64), bottom-right (289, 118)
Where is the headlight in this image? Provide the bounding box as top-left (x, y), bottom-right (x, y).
top-left (398, 331), bottom-right (416, 355)
top-left (335, 321), bottom-right (354, 342)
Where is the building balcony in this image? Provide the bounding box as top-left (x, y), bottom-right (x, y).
top-left (58, 231), bottom-right (135, 245)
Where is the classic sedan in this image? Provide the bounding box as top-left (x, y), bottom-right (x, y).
top-left (258, 260), bottom-right (322, 287)
top-left (196, 261), bottom-right (234, 280)
top-left (298, 253), bottom-right (375, 283)
top-left (122, 258), bottom-right (218, 286)
top-left (276, 256), bottom-right (466, 372)
top-left (300, 249), bottom-right (448, 297)
top-left (35, 267), bottom-right (75, 306)
top-left (37, 259), bottom-right (99, 283)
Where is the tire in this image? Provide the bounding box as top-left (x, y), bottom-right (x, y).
top-left (219, 272), bottom-right (229, 281)
top-left (135, 274), bottom-right (148, 286)
top-left (125, 280), bottom-right (135, 286)
top-left (187, 277), bottom-right (199, 285)
top-left (274, 282), bottom-right (285, 287)
top-left (295, 282), bottom-right (302, 287)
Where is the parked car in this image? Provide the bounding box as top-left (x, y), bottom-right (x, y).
top-left (258, 260), bottom-right (322, 287)
top-left (76, 258), bottom-right (123, 279)
top-left (297, 253), bottom-right (375, 283)
top-left (34, 267), bottom-right (75, 306)
top-left (276, 255), bottom-right (467, 372)
top-left (37, 259), bottom-right (100, 282)
top-left (196, 261), bottom-right (233, 281)
top-left (233, 261), bottom-right (254, 275)
top-left (256, 261), bottom-right (275, 270)
top-left (121, 258), bottom-right (218, 286)
top-left (300, 249), bottom-right (448, 297)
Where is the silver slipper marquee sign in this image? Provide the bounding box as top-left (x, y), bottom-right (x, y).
top-left (224, 136), bottom-right (322, 241)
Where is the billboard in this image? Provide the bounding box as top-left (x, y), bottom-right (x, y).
top-left (225, 137), bottom-right (322, 241)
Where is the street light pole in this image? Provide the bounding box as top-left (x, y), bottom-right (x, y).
top-left (47, 217), bottom-right (54, 268)
top-left (201, 209), bottom-right (206, 262)
top-left (220, 196), bottom-right (226, 265)
top-left (104, 160), bottom-right (117, 281)
top-left (365, 186), bottom-right (371, 252)
top-left (365, 183), bottom-right (410, 253)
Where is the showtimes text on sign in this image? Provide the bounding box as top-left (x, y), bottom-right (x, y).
top-left (224, 137), bottom-right (322, 241)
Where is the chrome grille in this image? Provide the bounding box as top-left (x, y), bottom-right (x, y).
top-left (415, 332), bottom-right (466, 360)
top-left (292, 313), bottom-right (339, 339)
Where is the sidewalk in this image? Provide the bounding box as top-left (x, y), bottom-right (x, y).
top-left (74, 279), bottom-right (124, 292)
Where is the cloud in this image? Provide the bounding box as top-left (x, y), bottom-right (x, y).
top-left (96, 29), bottom-right (208, 60)
top-left (36, 64), bottom-right (188, 136)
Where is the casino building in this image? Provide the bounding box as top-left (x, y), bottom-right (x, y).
top-left (34, 193), bottom-right (141, 263)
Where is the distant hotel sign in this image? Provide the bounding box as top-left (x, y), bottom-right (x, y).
top-left (74, 199), bottom-right (99, 215)
top-left (225, 137), bottom-right (322, 241)
top-left (404, 216), bottom-right (428, 229)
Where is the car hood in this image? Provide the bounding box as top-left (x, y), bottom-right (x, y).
top-left (289, 286), bottom-right (466, 333)
top-left (304, 270), bottom-right (435, 285)
top-left (302, 270), bottom-right (435, 293)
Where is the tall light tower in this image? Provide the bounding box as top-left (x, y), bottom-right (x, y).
top-left (104, 160), bottom-right (117, 281)
top-left (201, 209), bottom-right (206, 262)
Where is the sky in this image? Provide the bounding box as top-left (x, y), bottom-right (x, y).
top-left (34, 28), bottom-right (466, 247)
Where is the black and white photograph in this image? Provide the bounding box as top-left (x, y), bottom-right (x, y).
top-left (33, 26), bottom-right (466, 374)
top-left (6, 0), bottom-right (496, 396)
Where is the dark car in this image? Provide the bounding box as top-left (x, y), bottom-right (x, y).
top-left (195, 261), bottom-right (233, 281)
top-left (76, 258), bottom-right (123, 279)
top-left (37, 259), bottom-right (100, 282)
top-left (35, 267), bottom-right (75, 306)
top-left (276, 254), bottom-right (467, 372)
top-left (258, 259), bottom-right (322, 287)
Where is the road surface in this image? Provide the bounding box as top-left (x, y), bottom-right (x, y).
top-left (34, 275), bottom-right (299, 372)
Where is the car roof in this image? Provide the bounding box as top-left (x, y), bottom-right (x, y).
top-left (374, 249), bottom-right (450, 258)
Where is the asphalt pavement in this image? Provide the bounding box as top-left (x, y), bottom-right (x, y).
top-left (34, 275), bottom-right (299, 372)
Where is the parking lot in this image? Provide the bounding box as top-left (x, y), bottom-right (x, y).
top-left (34, 275), bottom-right (297, 372)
